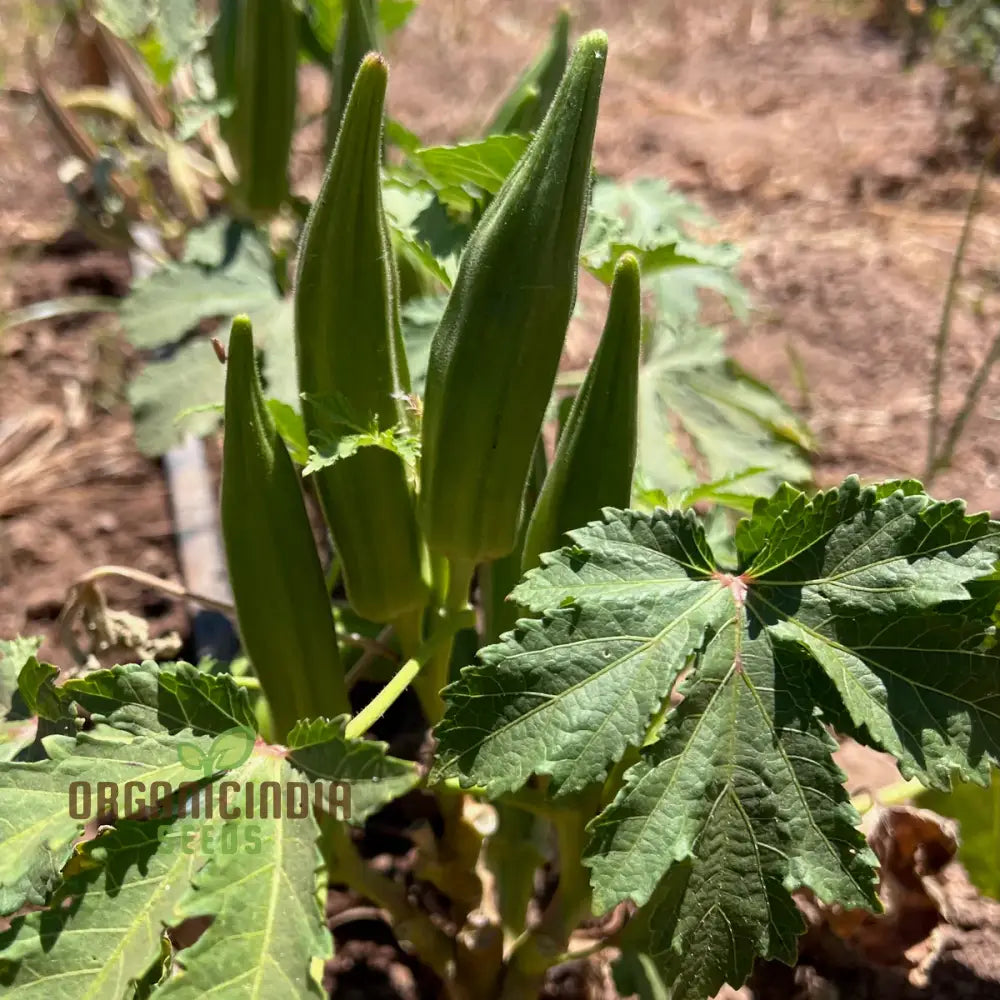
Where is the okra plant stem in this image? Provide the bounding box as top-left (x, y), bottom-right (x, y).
top-left (418, 556), bottom-right (477, 723)
top-left (320, 817), bottom-right (456, 983)
top-left (498, 796), bottom-right (596, 999)
top-left (393, 605), bottom-right (425, 660)
top-left (345, 607), bottom-right (475, 738)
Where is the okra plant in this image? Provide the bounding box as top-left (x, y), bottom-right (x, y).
top-left (4, 20), bottom-right (1000, 1000)
top-left (60, 0), bottom-right (805, 503)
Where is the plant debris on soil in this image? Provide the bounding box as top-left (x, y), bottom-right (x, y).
top-left (5, 1), bottom-right (1000, 997)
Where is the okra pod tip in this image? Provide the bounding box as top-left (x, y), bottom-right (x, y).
top-left (576, 30), bottom-right (608, 62)
top-left (612, 251), bottom-right (640, 292)
top-left (225, 315), bottom-right (255, 378)
top-left (358, 50), bottom-right (388, 80)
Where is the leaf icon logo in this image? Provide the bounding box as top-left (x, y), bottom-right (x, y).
top-left (207, 726), bottom-right (256, 773)
top-left (177, 742), bottom-right (210, 775)
top-left (176, 727), bottom-right (256, 778)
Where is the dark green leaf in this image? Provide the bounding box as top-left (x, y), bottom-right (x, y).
top-left (432, 477), bottom-right (1000, 998)
top-left (287, 717), bottom-right (419, 823)
top-left (16, 659), bottom-right (65, 722)
top-left (61, 660), bottom-right (257, 737)
top-left (0, 638), bottom-right (41, 719)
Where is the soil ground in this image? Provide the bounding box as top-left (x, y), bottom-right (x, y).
top-left (3, 1), bottom-right (1000, 997)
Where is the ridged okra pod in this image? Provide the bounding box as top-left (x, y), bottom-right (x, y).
top-left (214, 0), bottom-right (298, 219)
top-left (221, 317), bottom-right (348, 741)
top-left (521, 254), bottom-right (642, 571)
top-left (486, 8), bottom-right (570, 135)
top-left (295, 54), bottom-right (428, 624)
top-left (419, 31), bottom-right (608, 564)
top-left (325, 0), bottom-right (379, 158)
top-left (209, 0), bottom-right (238, 108)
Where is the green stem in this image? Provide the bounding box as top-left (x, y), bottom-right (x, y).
top-left (926, 139), bottom-right (996, 484)
top-left (851, 777), bottom-right (925, 815)
top-left (320, 817), bottom-right (456, 983)
top-left (346, 607), bottom-right (475, 739)
top-left (391, 606), bottom-right (430, 715)
top-left (418, 556), bottom-right (477, 724)
top-left (934, 325), bottom-right (1000, 477)
top-left (344, 657), bottom-right (422, 740)
top-left (393, 605), bottom-right (424, 660)
top-left (498, 798), bottom-right (595, 1000)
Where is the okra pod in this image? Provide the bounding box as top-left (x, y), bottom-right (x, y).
top-left (214, 0), bottom-right (298, 219)
top-left (521, 253), bottom-right (642, 571)
top-left (295, 54), bottom-right (428, 624)
top-left (419, 31), bottom-right (608, 564)
top-left (325, 0), bottom-right (379, 158)
top-left (221, 317), bottom-right (348, 741)
top-left (486, 8), bottom-right (570, 135)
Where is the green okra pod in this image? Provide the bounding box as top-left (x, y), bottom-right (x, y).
top-left (221, 317), bottom-right (348, 741)
top-left (419, 31), bottom-right (608, 564)
top-left (295, 54), bottom-right (428, 624)
top-left (487, 8), bottom-right (571, 135)
top-left (214, 0), bottom-right (298, 219)
top-left (521, 253), bottom-right (642, 572)
top-left (325, 0), bottom-right (379, 158)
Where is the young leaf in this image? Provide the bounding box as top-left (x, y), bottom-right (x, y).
top-left (266, 399), bottom-right (309, 464)
top-left (432, 476), bottom-right (1000, 997)
top-left (16, 658), bottom-right (65, 721)
top-left (407, 134), bottom-right (530, 212)
top-left (300, 391), bottom-right (421, 476)
top-left (286, 717), bottom-right (420, 824)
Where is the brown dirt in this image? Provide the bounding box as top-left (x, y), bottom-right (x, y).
top-left (4, 0), bottom-right (1000, 998)
top-left (0, 2), bottom-right (185, 663)
top-left (389, 0), bottom-right (1000, 514)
